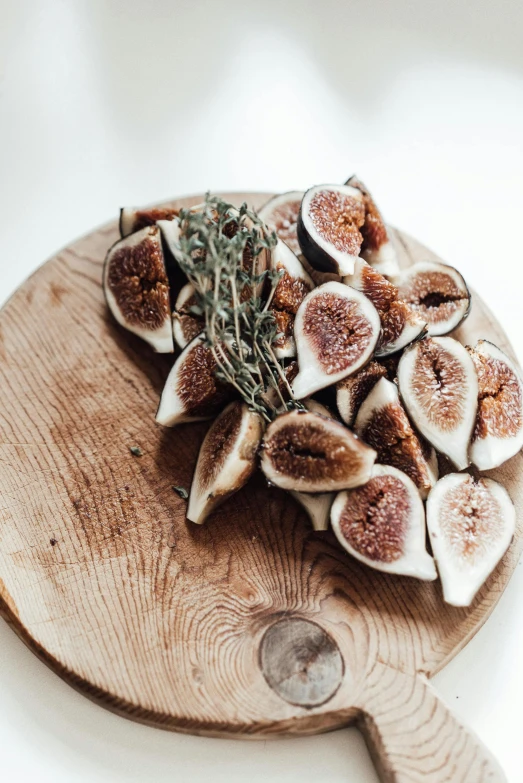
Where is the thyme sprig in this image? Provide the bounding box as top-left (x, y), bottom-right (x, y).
top-left (174, 195), bottom-right (299, 422)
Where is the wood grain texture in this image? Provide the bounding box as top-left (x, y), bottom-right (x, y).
top-left (0, 192), bottom-right (519, 782)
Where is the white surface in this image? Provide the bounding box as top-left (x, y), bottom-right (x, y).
top-left (1, 1), bottom-right (523, 781)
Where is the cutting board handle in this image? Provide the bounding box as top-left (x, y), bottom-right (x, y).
top-left (357, 661), bottom-right (506, 783)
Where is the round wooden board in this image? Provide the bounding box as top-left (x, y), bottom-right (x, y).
top-left (0, 193), bottom-right (519, 782)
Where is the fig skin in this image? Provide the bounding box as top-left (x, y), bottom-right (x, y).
top-left (187, 401), bottom-right (264, 525)
top-left (331, 464), bottom-right (437, 580)
top-left (292, 281), bottom-right (381, 399)
top-left (103, 225), bottom-right (174, 353)
top-left (467, 340), bottom-right (523, 469)
top-left (354, 377), bottom-right (438, 499)
top-left (426, 473), bottom-right (516, 607)
top-left (394, 260), bottom-right (471, 337)
top-left (397, 336), bottom-right (478, 470)
top-left (297, 185), bottom-right (366, 276)
top-left (344, 175), bottom-right (400, 277)
top-left (156, 334), bottom-right (232, 426)
top-left (260, 410), bottom-right (376, 493)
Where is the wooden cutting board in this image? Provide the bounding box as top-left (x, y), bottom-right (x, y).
top-left (0, 192), bottom-right (520, 783)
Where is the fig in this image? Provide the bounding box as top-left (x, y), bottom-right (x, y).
top-left (344, 258), bottom-right (426, 356)
top-left (297, 184), bottom-right (366, 276)
top-left (172, 283), bottom-right (203, 350)
top-left (354, 377), bottom-right (438, 499)
top-left (260, 410), bottom-right (376, 493)
top-left (103, 225), bottom-right (174, 353)
top-left (289, 400), bottom-right (337, 531)
top-left (345, 176), bottom-right (399, 276)
top-left (336, 361), bottom-right (388, 426)
top-left (292, 281), bottom-right (381, 399)
top-left (120, 206), bottom-right (179, 238)
top-left (331, 465), bottom-right (437, 580)
top-left (271, 239), bottom-right (314, 359)
top-left (272, 311), bottom-right (296, 358)
top-left (426, 473), bottom-right (516, 606)
top-left (467, 340), bottom-right (523, 469)
top-left (258, 191), bottom-right (304, 256)
top-left (156, 334), bottom-right (232, 426)
top-left (397, 336), bottom-right (478, 470)
top-left (395, 261), bottom-right (471, 336)
top-left (187, 401), bottom-right (263, 524)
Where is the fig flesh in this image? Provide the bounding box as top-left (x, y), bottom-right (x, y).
top-left (289, 400), bottom-right (336, 531)
top-left (397, 336), bottom-right (478, 470)
top-left (344, 259), bottom-right (426, 357)
top-left (292, 281), bottom-right (381, 399)
top-left (354, 377), bottom-right (438, 499)
top-left (331, 465), bottom-right (437, 580)
top-left (103, 225), bottom-right (174, 353)
top-left (258, 191), bottom-right (304, 256)
top-left (271, 239), bottom-right (314, 359)
top-left (395, 261), bottom-right (470, 336)
top-left (156, 334), bottom-right (231, 426)
top-left (187, 401), bottom-right (263, 524)
top-left (345, 176), bottom-right (399, 276)
top-left (467, 340), bottom-right (523, 469)
top-left (297, 184), bottom-right (366, 276)
top-left (426, 473), bottom-right (515, 606)
top-left (336, 361), bottom-right (388, 426)
top-left (260, 410), bottom-right (376, 493)
top-left (172, 283), bottom-right (203, 350)
top-left (120, 206), bottom-right (179, 238)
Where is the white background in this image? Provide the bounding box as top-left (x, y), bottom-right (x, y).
top-left (1, 1), bottom-right (523, 781)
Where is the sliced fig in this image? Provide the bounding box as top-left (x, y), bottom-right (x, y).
top-left (297, 184), bottom-right (366, 276)
top-left (260, 410), bottom-right (376, 493)
top-left (156, 334), bottom-right (232, 426)
top-left (273, 310), bottom-right (296, 358)
top-left (331, 465), bottom-right (437, 579)
top-left (187, 401), bottom-right (263, 524)
top-left (258, 191), bottom-right (304, 256)
top-left (290, 400), bottom-right (336, 530)
top-left (467, 340), bottom-right (523, 469)
top-left (336, 361), bottom-right (388, 426)
top-left (271, 239), bottom-right (314, 313)
top-left (344, 258), bottom-right (426, 356)
top-left (172, 283), bottom-right (203, 350)
top-left (292, 281), bottom-right (381, 399)
top-left (354, 377), bottom-right (438, 499)
top-left (398, 336), bottom-right (478, 469)
top-left (264, 360), bottom-right (299, 409)
top-left (120, 206), bottom-right (179, 238)
top-left (345, 176), bottom-right (399, 276)
top-left (426, 473), bottom-right (516, 606)
top-left (103, 225), bottom-right (174, 353)
top-left (395, 261), bottom-right (471, 336)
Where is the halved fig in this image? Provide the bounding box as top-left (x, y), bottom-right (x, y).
top-left (273, 311), bottom-right (296, 358)
top-left (398, 336), bottom-right (478, 469)
top-left (103, 225), bottom-right (174, 353)
top-left (258, 191), bottom-right (304, 255)
top-left (345, 176), bottom-right (399, 276)
top-left (156, 334), bottom-right (231, 426)
top-left (260, 410), bottom-right (376, 493)
top-left (264, 360), bottom-right (299, 409)
top-left (354, 377), bottom-right (438, 498)
top-left (289, 400), bottom-right (336, 531)
top-left (344, 258), bottom-right (426, 356)
top-left (331, 465), bottom-right (437, 579)
top-left (292, 281), bottom-right (381, 399)
top-left (467, 340), bottom-right (523, 469)
top-left (395, 261), bottom-right (471, 336)
top-left (187, 401), bottom-right (263, 524)
top-left (426, 473), bottom-right (516, 606)
top-left (120, 206), bottom-right (179, 238)
top-left (172, 283), bottom-right (203, 350)
top-left (271, 240), bottom-right (314, 359)
top-left (336, 361), bottom-right (388, 426)
top-left (297, 184), bottom-right (366, 276)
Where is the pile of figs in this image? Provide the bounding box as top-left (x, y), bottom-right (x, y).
top-left (104, 180), bottom-right (522, 607)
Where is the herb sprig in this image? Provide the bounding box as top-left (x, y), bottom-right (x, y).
top-left (174, 195), bottom-right (299, 422)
